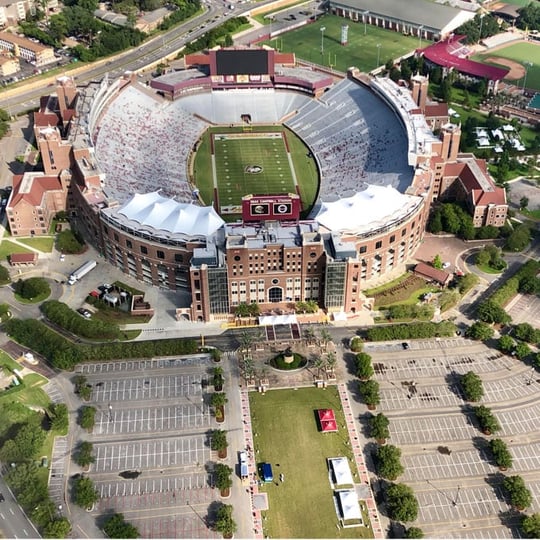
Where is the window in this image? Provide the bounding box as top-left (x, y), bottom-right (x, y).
top-left (157, 250), bottom-right (165, 259)
top-left (114, 233), bottom-right (119, 242)
top-left (375, 240), bottom-right (382, 249)
top-left (359, 246), bottom-right (367, 254)
top-left (389, 235), bottom-right (395, 243)
top-left (140, 246), bottom-right (148, 254)
top-left (126, 240), bottom-right (132, 249)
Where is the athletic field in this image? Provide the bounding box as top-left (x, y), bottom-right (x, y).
top-left (474, 42), bottom-right (540, 92)
top-left (192, 126), bottom-right (319, 216)
top-left (264, 14), bottom-right (420, 72)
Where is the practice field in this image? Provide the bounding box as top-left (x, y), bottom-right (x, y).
top-left (474, 42), bottom-right (540, 91)
top-left (193, 126), bottom-right (319, 216)
top-left (264, 15), bottom-right (421, 72)
top-left (249, 387), bottom-right (373, 539)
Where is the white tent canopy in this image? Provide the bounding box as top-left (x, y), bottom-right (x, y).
top-left (258, 314), bottom-right (298, 326)
top-left (329, 457), bottom-right (354, 486)
top-left (337, 490), bottom-right (362, 521)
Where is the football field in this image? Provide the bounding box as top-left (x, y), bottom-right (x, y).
top-left (212, 131), bottom-right (297, 213)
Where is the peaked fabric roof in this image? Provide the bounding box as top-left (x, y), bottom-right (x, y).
top-left (116, 192), bottom-right (224, 237)
top-left (337, 490), bottom-right (362, 520)
top-left (329, 457), bottom-right (354, 486)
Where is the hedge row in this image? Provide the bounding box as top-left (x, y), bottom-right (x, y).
top-left (41, 300), bottom-right (120, 340)
top-left (4, 319), bottom-right (198, 370)
top-left (366, 321), bottom-right (456, 341)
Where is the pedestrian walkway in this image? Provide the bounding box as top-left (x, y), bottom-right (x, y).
top-left (337, 383), bottom-right (384, 539)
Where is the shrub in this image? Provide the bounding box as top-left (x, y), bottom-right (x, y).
top-left (490, 438), bottom-right (512, 469)
top-left (474, 405), bottom-right (500, 435)
top-left (355, 352), bottom-right (374, 380)
top-left (366, 321), bottom-right (456, 341)
top-left (13, 277), bottom-right (50, 300)
top-left (0, 263), bottom-right (10, 285)
top-left (466, 321), bottom-right (494, 341)
top-left (56, 229), bottom-right (85, 254)
top-left (461, 371), bottom-right (484, 402)
top-left (503, 475), bottom-right (532, 510)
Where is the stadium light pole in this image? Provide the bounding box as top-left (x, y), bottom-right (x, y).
top-left (376, 43), bottom-right (381, 69)
top-left (363, 11), bottom-right (369, 35)
top-left (418, 25), bottom-right (424, 49)
top-left (320, 26), bottom-right (326, 56)
top-left (523, 61), bottom-right (533, 95)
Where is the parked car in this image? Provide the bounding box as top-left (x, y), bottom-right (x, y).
top-left (76, 308), bottom-right (92, 319)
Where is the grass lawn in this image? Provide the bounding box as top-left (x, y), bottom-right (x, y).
top-left (0, 373), bottom-right (49, 408)
top-left (473, 42), bottom-right (540, 92)
top-left (263, 15), bottom-right (420, 72)
top-left (193, 126), bottom-right (318, 216)
top-left (522, 208), bottom-right (540, 220)
top-left (0, 350), bottom-right (21, 372)
top-left (0, 240), bottom-right (33, 261)
top-left (16, 237), bottom-right (54, 253)
top-left (364, 273), bottom-right (410, 296)
top-left (250, 386), bottom-right (373, 539)
top-left (476, 262), bottom-right (505, 275)
top-left (14, 290), bottom-right (51, 304)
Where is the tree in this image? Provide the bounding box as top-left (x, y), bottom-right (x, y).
top-left (461, 371), bottom-right (484, 402)
top-left (31, 500), bottom-right (57, 528)
top-left (79, 406), bottom-right (96, 430)
top-left (432, 254), bottom-right (443, 270)
top-left (477, 300), bottom-right (511, 325)
top-left (13, 277), bottom-right (51, 300)
top-left (498, 335), bottom-right (515, 353)
top-left (405, 527), bottom-right (425, 539)
top-left (514, 323), bottom-right (540, 344)
top-left (73, 375), bottom-right (92, 400)
top-left (73, 476), bottom-right (99, 509)
top-left (212, 392), bottom-right (228, 421)
top-left (349, 336), bottom-right (363, 352)
top-left (490, 438), bottom-right (512, 470)
top-left (213, 366), bottom-right (224, 390)
top-left (515, 341), bottom-right (531, 360)
top-left (474, 405), bottom-right (500, 435)
top-left (359, 379), bottom-right (380, 409)
top-left (376, 444), bottom-right (404, 481)
top-left (522, 513), bottom-right (540, 538)
top-left (504, 224), bottom-right (531, 252)
top-left (520, 196), bottom-right (529, 209)
top-left (466, 321), bottom-right (494, 341)
top-left (369, 413), bottom-right (390, 443)
top-left (214, 503), bottom-right (237, 538)
top-left (355, 352), bottom-right (374, 380)
top-left (103, 513), bottom-right (139, 538)
top-left (211, 429), bottom-right (228, 458)
top-left (214, 463), bottom-right (233, 495)
top-left (74, 441), bottom-right (95, 468)
top-left (503, 475), bottom-right (532, 510)
top-left (49, 403), bottom-right (69, 433)
top-left (43, 517), bottom-right (72, 538)
top-left (1, 420), bottom-right (46, 462)
top-left (385, 483), bottom-right (418, 522)
top-left (0, 263), bottom-right (10, 285)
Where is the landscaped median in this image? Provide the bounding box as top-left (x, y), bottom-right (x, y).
top-left (249, 386), bottom-right (373, 539)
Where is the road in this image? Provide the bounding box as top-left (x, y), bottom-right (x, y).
top-left (0, 475), bottom-right (40, 539)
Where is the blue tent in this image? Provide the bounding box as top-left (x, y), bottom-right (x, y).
top-left (262, 463), bottom-right (273, 483)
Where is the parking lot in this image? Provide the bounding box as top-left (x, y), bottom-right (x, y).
top-left (81, 354), bottom-right (221, 538)
top-left (507, 293), bottom-right (540, 328)
top-left (368, 339), bottom-right (540, 537)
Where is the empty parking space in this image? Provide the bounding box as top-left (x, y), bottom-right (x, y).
top-left (95, 404), bottom-right (212, 435)
top-left (381, 382), bottom-right (462, 410)
top-left (373, 351), bottom-right (510, 380)
top-left (498, 404), bottom-right (540, 436)
top-left (49, 436), bottom-right (68, 510)
top-left (133, 514), bottom-right (220, 539)
top-left (508, 442), bottom-right (540, 472)
top-left (364, 338), bottom-right (474, 353)
top-left (389, 414), bottom-right (477, 445)
top-left (95, 473), bottom-right (212, 500)
top-left (416, 484), bottom-right (507, 523)
top-left (94, 435), bottom-right (208, 473)
top-left (402, 448), bottom-right (493, 481)
top-left (507, 294), bottom-right (540, 328)
top-left (442, 528), bottom-right (515, 539)
top-left (91, 373), bottom-right (203, 402)
top-left (75, 355), bottom-right (212, 374)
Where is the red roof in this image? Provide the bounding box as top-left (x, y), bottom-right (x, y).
top-left (424, 103), bottom-right (449, 118)
top-left (318, 409), bottom-right (335, 421)
top-left (414, 262), bottom-right (451, 286)
top-left (9, 173), bottom-right (63, 209)
top-left (9, 253), bottom-right (37, 264)
top-left (318, 409), bottom-right (338, 432)
top-left (321, 419), bottom-right (338, 432)
top-left (422, 36), bottom-right (509, 81)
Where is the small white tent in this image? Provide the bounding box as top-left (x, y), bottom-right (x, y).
top-left (337, 490), bottom-right (362, 521)
top-left (329, 457), bottom-right (354, 486)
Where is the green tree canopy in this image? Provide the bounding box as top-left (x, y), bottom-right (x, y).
top-left (490, 438), bottom-right (512, 469)
top-left (74, 441), bottom-right (95, 468)
top-left (385, 483), bottom-right (419, 522)
top-left (211, 430), bottom-right (228, 452)
top-left (521, 513), bottom-right (540, 538)
top-left (405, 527), bottom-right (425, 539)
top-left (376, 444), bottom-right (404, 481)
top-left (355, 352), bottom-right (374, 380)
top-left (498, 334), bottom-right (515, 353)
top-left (466, 321), bottom-right (494, 341)
top-left (369, 413), bottom-right (390, 442)
top-left (474, 405), bottom-right (500, 435)
top-left (49, 403), bottom-right (69, 433)
top-left (461, 371), bottom-right (484, 402)
top-left (13, 277), bottom-right (51, 300)
top-left (503, 475), bottom-right (532, 510)
top-left (79, 406), bottom-right (96, 430)
top-left (359, 379), bottom-right (380, 408)
top-left (43, 517), bottom-right (72, 538)
top-left (214, 503), bottom-right (237, 537)
top-left (103, 513), bottom-right (140, 538)
top-left (214, 463), bottom-right (233, 492)
top-left (73, 476), bottom-right (99, 508)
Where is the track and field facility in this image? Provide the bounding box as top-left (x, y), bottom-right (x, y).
top-left (263, 15), bottom-right (420, 72)
top-left (473, 41), bottom-right (540, 91)
top-left (193, 126), bottom-right (319, 216)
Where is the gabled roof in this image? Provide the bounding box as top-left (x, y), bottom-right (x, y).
top-left (414, 262), bottom-right (450, 285)
top-left (9, 173), bottom-right (63, 209)
top-left (424, 103), bottom-right (449, 118)
top-left (470, 187), bottom-right (506, 206)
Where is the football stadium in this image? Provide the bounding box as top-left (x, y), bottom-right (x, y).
top-left (22, 46), bottom-right (505, 322)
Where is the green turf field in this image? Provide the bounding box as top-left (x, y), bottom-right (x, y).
top-left (192, 126), bottom-right (319, 216)
top-left (264, 14), bottom-right (421, 72)
top-left (474, 42), bottom-right (540, 92)
top-left (250, 386), bottom-right (373, 538)
top-left (214, 131), bottom-right (295, 212)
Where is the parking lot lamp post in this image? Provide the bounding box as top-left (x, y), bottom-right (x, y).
top-left (320, 26), bottom-right (326, 55)
top-left (452, 485), bottom-right (461, 507)
top-left (418, 25), bottom-right (424, 49)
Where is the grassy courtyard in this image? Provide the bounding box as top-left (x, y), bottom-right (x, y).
top-left (264, 15), bottom-right (420, 72)
top-left (249, 386), bottom-right (373, 539)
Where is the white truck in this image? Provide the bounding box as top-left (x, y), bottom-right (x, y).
top-left (68, 260), bottom-right (97, 285)
top-left (239, 450), bottom-right (249, 484)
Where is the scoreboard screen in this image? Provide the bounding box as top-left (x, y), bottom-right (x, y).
top-left (215, 50), bottom-right (269, 76)
top-left (242, 194), bottom-right (300, 222)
